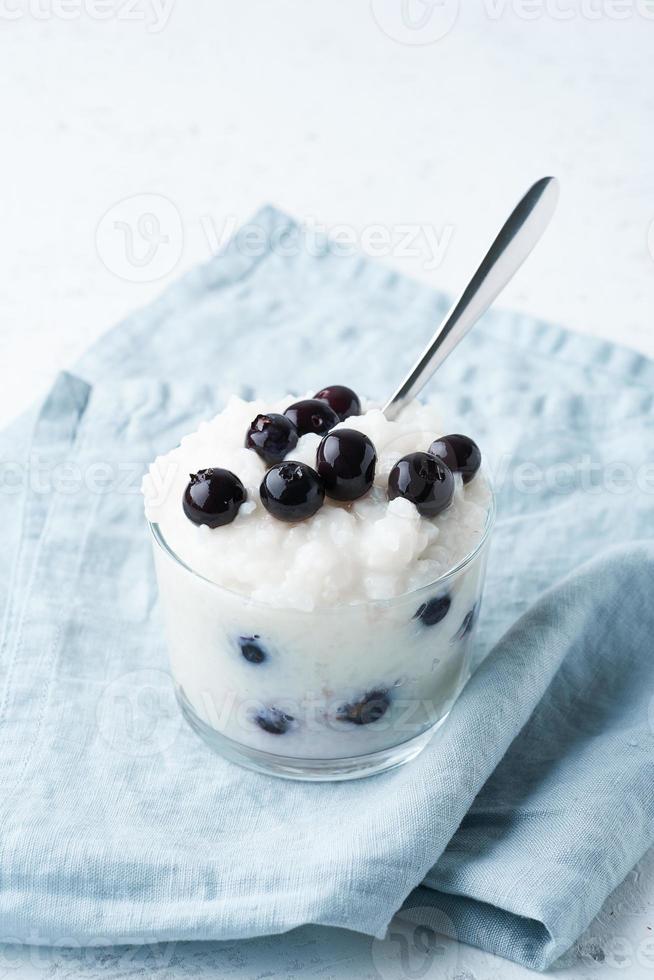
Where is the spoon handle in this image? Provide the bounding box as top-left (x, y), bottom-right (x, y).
top-left (383, 176), bottom-right (560, 420)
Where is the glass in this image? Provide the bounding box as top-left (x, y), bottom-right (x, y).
top-left (149, 488), bottom-right (494, 781)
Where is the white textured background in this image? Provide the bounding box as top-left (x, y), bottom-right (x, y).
top-left (1, 1), bottom-right (653, 977)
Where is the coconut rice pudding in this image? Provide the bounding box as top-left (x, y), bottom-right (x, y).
top-left (143, 385), bottom-right (493, 779)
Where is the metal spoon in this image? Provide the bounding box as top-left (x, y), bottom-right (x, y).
top-left (383, 176), bottom-right (560, 420)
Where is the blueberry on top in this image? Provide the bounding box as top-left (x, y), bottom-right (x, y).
top-left (284, 399), bottom-right (339, 437)
top-left (255, 706), bottom-right (294, 735)
top-left (316, 428), bottom-right (376, 501)
top-left (337, 689), bottom-right (390, 726)
top-left (259, 461), bottom-right (325, 522)
top-left (239, 636), bottom-right (266, 664)
top-left (428, 434), bottom-right (481, 485)
top-left (245, 413), bottom-right (298, 465)
top-left (415, 594), bottom-right (451, 626)
top-left (183, 468), bottom-right (246, 528)
top-left (387, 452), bottom-right (454, 517)
top-left (313, 385), bottom-right (361, 422)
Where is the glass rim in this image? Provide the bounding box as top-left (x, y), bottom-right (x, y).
top-left (148, 477), bottom-right (496, 612)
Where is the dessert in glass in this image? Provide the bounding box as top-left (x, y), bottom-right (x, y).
top-left (143, 386), bottom-right (494, 780)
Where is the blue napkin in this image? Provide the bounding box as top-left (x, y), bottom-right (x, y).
top-left (0, 207), bottom-right (652, 970)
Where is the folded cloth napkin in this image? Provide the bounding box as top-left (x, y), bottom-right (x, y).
top-left (0, 207), bottom-right (652, 971)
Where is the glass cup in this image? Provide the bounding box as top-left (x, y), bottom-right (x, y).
top-left (149, 489), bottom-right (494, 781)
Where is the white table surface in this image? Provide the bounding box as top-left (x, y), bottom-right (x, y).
top-left (1, 2), bottom-right (653, 977)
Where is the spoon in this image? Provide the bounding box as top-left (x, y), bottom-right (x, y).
top-left (383, 176), bottom-right (560, 420)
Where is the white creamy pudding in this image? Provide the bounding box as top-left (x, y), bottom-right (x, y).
top-left (143, 395), bottom-right (490, 610)
top-left (144, 386), bottom-right (493, 778)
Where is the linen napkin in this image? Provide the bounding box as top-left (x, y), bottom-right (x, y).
top-left (0, 206), bottom-right (652, 971)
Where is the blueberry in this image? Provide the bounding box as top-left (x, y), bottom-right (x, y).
top-left (245, 413), bottom-right (298, 465)
top-left (239, 636), bottom-right (266, 664)
top-left (387, 452), bottom-right (454, 517)
top-left (337, 689), bottom-right (390, 725)
top-left (316, 429), bottom-right (376, 501)
top-left (255, 706), bottom-right (294, 735)
top-left (183, 468), bottom-right (246, 528)
top-left (313, 385), bottom-right (361, 422)
top-left (260, 461), bottom-right (325, 522)
top-left (453, 604), bottom-right (480, 641)
top-left (415, 594), bottom-right (451, 626)
top-left (284, 399), bottom-right (339, 436)
top-left (428, 434), bottom-right (481, 485)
